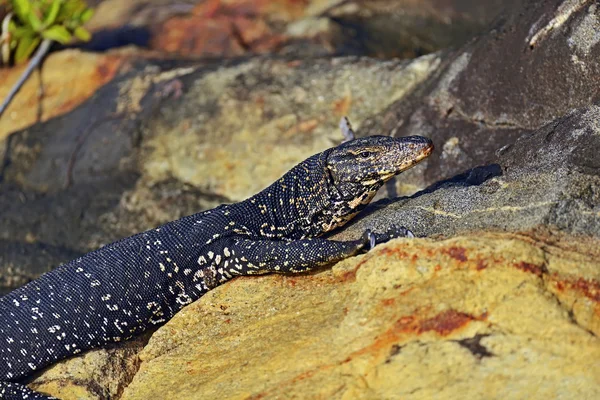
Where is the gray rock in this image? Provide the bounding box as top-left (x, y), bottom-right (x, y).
top-left (0, 241), bottom-right (81, 296)
top-left (320, 0), bottom-right (515, 58)
top-left (363, 0), bottom-right (600, 187)
top-left (334, 104), bottom-right (600, 241)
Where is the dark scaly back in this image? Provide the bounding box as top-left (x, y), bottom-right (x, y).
top-left (0, 154), bottom-right (335, 383)
top-left (0, 156), bottom-right (329, 384)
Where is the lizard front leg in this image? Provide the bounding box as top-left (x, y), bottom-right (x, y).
top-left (196, 226), bottom-right (412, 285)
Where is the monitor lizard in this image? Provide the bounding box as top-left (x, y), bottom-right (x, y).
top-left (0, 119), bottom-right (433, 399)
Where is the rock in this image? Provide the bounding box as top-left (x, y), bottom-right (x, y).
top-left (0, 241), bottom-right (81, 296)
top-left (150, 0), bottom-right (293, 57)
top-left (0, 50), bottom-right (133, 141)
top-left (322, 0), bottom-right (514, 58)
top-left (119, 235), bottom-right (600, 399)
top-left (0, 54), bottom-right (439, 260)
top-left (85, 0), bottom-right (510, 59)
top-left (136, 56), bottom-right (439, 201)
top-left (364, 0), bottom-right (600, 186)
top-left (28, 335), bottom-right (148, 400)
top-left (85, 0), bottom-right (197, 33)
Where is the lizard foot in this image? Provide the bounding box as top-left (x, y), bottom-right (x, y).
top-left (365, 225), bottom-right (414, 250)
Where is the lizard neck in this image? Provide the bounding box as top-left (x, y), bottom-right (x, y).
top-left (231, 152), bottom-right (335, 240)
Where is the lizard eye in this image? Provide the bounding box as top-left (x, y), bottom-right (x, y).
top-left (358, 151), bottom-right (372, 158)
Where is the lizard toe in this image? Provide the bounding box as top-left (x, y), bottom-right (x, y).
top-left (367, 231), bottom-right (377, 250)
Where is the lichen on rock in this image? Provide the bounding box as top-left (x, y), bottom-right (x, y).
top-left (116, 234), bottom-right (599, 400)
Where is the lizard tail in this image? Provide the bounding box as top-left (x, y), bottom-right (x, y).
top-left (0, 381), bottom-right (57, 399)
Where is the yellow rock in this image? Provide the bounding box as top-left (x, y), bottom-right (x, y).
top-left (30, 335), bottom-right (147, 399)
top-left (107, 233), bottom-right (599, 400)
top-left (140, 55), bottom-right (439, 201)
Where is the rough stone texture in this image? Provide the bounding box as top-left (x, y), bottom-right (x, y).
top-left (364, 0), bottom-right (600, 185)
top-left (28, 335), bottom-right (148, 400)
top-left (138, 56), bottom-right (438, 201)
top-left (0, 241), bottom-right (81, 296)
top-left (131, 235), bottom-right (599, 400)
top-left (334, 105), bottom-right (600, 242)
top-left (0, 55), bottom-right (439, 260)
top-left (323, 0), bottom-right (514, 58)
top-left (43, 234), bottom-right (596, 400)
top-left (85, 0), bottom-right (197, 32)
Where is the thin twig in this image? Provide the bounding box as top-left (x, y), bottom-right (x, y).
top-left (1, 12), bottom-right (12, 64)
top-left (0, 38), bottom-right (52, 120)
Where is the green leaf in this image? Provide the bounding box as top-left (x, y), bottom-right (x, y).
top-left (27, 10), bottom-right (43, 32)
top-left (73, 25), bottom-right (91, 41)
top-left (41, 24), bottom-right (72, 43)
top-left (43, 0), bottom-right (64, 27)
top-left (79, 8), bottom-right (94, 24)
top-left (9, 24), bottom-right (33, 39)
top-left (57, 0), bottom-right (85, 21)
top-left (14, 34), bottom-right (41, 63)
top-left (12, 0), bottom-right (32, 23)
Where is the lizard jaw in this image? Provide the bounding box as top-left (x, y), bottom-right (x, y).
top-left (360, 139), bottom-right (434, 186)
top-left (397, 139), bottom-right (434, 173)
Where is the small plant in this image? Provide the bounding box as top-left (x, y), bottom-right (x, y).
top-left (2, 0), bottom-right (93, 64)
top-left (0, 0), bottom-right (94, 118)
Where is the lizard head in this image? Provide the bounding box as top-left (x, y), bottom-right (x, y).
top-left (320, 134), bottom-right (433, 232)
top-left (327, 135), bottom-right (434, 193)
top-left (241, 119), bottom-right (433, 239)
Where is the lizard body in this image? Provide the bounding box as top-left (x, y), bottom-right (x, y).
top-left (0, 125), bottom-right (433, 399)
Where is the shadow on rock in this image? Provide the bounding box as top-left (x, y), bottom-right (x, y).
top-left (416, 163), bottom-right (503, 195)
top-left (333, 104), bottom-right (600, 242)
top-left (72, 26), bottom-right (152, 52)
top-left (357, 163), bottom-right (503, 221)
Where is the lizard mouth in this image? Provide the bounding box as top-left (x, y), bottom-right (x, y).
top-left (356, 138), bottom-right (434, 186)
top-left (364, 141), bottom-right (434, 185)
top-left (420, 141), bottom-right (434, 158)
top-left (397, 140), bottom-right (434, 173)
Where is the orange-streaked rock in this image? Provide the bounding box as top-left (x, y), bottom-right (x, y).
top-left (151, 7), bottom-right (286, 57)
top-left (118, 234), bottom-right (600, 400)
top-left (32, 233), bottom-right (598, 399)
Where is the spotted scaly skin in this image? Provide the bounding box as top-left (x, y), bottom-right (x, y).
top-left (0, 127), bottom-right (433, 399)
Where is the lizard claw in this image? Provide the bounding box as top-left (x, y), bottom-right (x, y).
top-left (399, 227), bottom-right (415, 238)
top-left (368, 231), bottom-right (377, 250)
